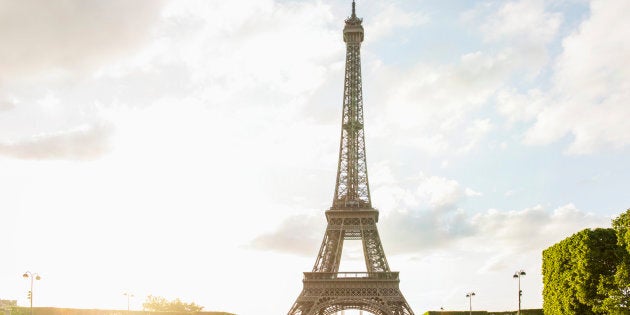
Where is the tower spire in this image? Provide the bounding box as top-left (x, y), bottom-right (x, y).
top-left (333, 0), bottom-right (368, 209)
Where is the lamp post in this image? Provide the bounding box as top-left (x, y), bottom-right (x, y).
top-left (465, 292), bottom-right (475, 315)
top-left (123, 292), bottom-right (134, 312)
top-left (22, 271), bottom-right (41, 315)
top-left (513, 270), bottom-right (526, 315)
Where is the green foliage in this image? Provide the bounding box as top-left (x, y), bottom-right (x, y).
top-left (9, 307), bottom-right (29, 315)
top-left (542, 227), bottom-right (623, 315)
top-left (421, 312), bottom-right (544, 315)
top-left (142, 295), bottom-right (204, 313)
top-left (613, 209), bottom-right (630, 251)
top-left (422, 312), bottom-right (488, 315)
top-left (488, 310), bottom-right (543, 315)
top-left (600, 208), bottom-right (630, 314)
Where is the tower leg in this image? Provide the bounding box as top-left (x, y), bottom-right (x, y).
top-left (360, 219), bottom-right (390, 272)
top-left (313, 220), bottom-right (344, 272)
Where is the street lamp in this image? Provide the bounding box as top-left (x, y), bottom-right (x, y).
top-left (123, 292), bottom-right (134, 311)
top-left (465, 292), bottom-right (475, 315)
top-left (22, 271), bottom-right (41, 315)
top-left (513, 270), bottom-right (526, 315)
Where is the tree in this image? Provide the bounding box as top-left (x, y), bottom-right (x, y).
top-left (542, 228), bottom-right (623, 314)
top-left (142, 295), bottom-right (204, 312)
top-left (599, 208), bottom-right (630, 314)
top-left (613, 209), bottom-right (630, 252)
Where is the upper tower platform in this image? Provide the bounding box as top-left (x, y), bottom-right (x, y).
top-left (343, 1), bottom-right (364, 44)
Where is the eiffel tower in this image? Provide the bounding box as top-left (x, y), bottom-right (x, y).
top-left (287, 2), bottom-right (414, 315)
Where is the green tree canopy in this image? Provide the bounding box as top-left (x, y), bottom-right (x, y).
top-left (613, 209), bottom-right (630, 252)
top-left (542, 228), bottom-right (623, 314)
top-left (142, 295), bottom-right (204, 312)
top-left (600, 208), bottom-right (630, 314)
top-left (543, 209), bottom-right (630, 315)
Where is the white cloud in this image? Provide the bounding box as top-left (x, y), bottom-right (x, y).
top-left (415, 174), bottom-right (470, 210)
top-left (0, 0), bottom-right (164, 80)
top-left (460, 119), bottom-right (494, 153)
top-left (367, 166), bottom-right (610, 257)
top-left (0, 0), bottom-right (341, 160)
top-left (367, 52), bottom-right (507, 155)
top-left (0, 0), bottom-right (165, 159)
top-left (396, 202), bottom-right (608, 312)
top-left (375, 172), bottom-right (482, 217)
top-left (496, 88), bottom-right (546, 124)
top-left (157, 0), bottom-right (340, 108)
top-left (465, 0), bottom-right (562, 78)
top-left (552, 0), bottom-right (629, 103)
top-left (374, 172), bottom-right (480, 254)
top-left (382, 202), bottom-right (609, 257)
top-left (480, 0), bottom-right (562, 46)
top-left (365, 0), bottom-right (564, 156)
top-left (254, 171), bottom-right (483, 256)
top-left (468, 204), bottom-right (605, 254)
top-left (0, 123), bottom-right (112, 160)
top-left (249, 214), bottom-right (325, 256)
top-left (367, 4), bottom-right (429, 40)
top-left (0, 96), bottom-right (17, 111)
top-left (519, 0), bottom-right (630, 154)
top-left (465, 188), bottom-right (483, 197)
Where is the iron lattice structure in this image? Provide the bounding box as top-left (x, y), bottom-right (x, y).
top-left (332, 1), bottom-right (370, 211)
top-left (287, 2), bottom-right (414, 315)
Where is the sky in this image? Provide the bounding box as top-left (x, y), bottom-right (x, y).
top-left (0, 0), bottom-right (629, 314)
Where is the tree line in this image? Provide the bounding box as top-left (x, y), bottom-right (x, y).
top-left (142, 295), bottom-right (204, 312)
top-left (543, 208), bottom-right (630, 314)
